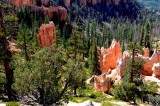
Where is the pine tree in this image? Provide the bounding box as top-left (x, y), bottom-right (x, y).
top-left (139, 24), bottom-right (145, 46)
top-left (86, 20), bottom-right (90, 36)
top-left (144, 22), bottom-right (151, 49)
top-left (0, 10), bottom-right (19, 100)
top-left (89, 38), bottom-right (101, 75)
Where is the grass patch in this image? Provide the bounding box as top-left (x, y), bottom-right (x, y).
top-left (6, 102), bottom-right (20, 106)
top-left (70, 85), bottom-right (122, 104)
top-left (101, 101), bottom-right (120, 106)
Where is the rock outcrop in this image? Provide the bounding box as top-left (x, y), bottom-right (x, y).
top-left (8, 0), bottom-right (67, 28)
top-left (43, 6), bottom-right (67, 27)
top-left (142, 50), bottom-right (160, 76)
top-left (63, 0), bottom-right (139, 20)
top-left (8, 0), bottom-right (32, 7)
top-left (143, 48), bottom-right (150, 57)
top-left (99, 39), bottom-right (122, 73)
top-left (38, 21), bottom-right (56, 47)
top-left (152, 63), bottom-right (160, 78)
top-left (94, 74), bottom-right (111, 93)
top-left (8, 0), bottom-right (49, 7)
top-left (87, 39), bottom-right (160, 93)
top-left (8, 38), bottom-right (21, 52)
top-left (86, 74), bottom-right (111, 93)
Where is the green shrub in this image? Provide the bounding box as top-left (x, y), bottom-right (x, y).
top-left (3, 15), bottom-right (18, 22)
top-left (147, 95), bottom-right (160, 106)
top-left (112, 82), bottom-right (137, 102)
top-left (6, 102), bottom-right (20, 106)
top-left (101, 101), bottom-right (119, 106)
top-left (142, 82), bottom-right (158, 93)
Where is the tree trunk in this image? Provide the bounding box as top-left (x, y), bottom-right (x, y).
top-left (73, 86), bottom-right (77, 96)
top-left (39, 87), bottom-right (45, 105)
top-left (23, 33), bottom-right (29, 61)
top-left (4, 60), bottom-right (13, 100)
top-left (1, 10), bottom-right (14, 101)
top-left (130, 49), bottom-right (135, 82)
top-left (3, 38), bottom-right (14, 101)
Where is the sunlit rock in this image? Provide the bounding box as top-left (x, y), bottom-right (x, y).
top-left (38, 21), bottom-right (56, 47)
top-left (142, 49), bottom-right (160, 76)
top-left (8, 0), bottom-right (32, 7)
top-left (143, 48), bottom-right (149, 57)
top-left (94, 74), bottom-right (111, 93)
top-left (152, 63), bottom-right (160, 78)
top-left (99, 39), bottom-right (122, 73)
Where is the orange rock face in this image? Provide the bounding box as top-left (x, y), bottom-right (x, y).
top-left (142, 50), bottom-right (160, 76)
top-left (143, 48), bottom-right (149, 57)
top-left (94, 74), bottom-right (111, 93)
top-left (87, 39), bottom-right (160, 93)
top-left (28, 5), bottom-right (67, 28)
top-left (44, 6), bottom-right (67, 22)
top-left (8, 0), bottom-right (49, 7)
top-left (99, 39), bottom-right (122, 73)
top-left (86, 75), bottom-right (111, 93)
top-left (38, 21), bottom-right (56, 47)
top-left (8, 0), bottom-right (32, 7)
top-left (8, 0), bottom-right (67, 26)
top-left (152, 63), bottom-right (160, 78)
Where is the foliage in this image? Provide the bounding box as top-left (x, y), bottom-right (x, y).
top-left (6, 102), bottom-right (20, 106)
top-left (13, 46), bottom-right (73, 105)
top-left (112, 59), bottom-right (158, 104)
top-left (1, 0), bottom-right (160, 105)
top-left (112, 82), bottom-right (137, 101)
top-left (147, 95), bottom-right (160, 106)
top-left (101, 101), bottom-right (119, 106)
top-left (142, 82), bottom-right (158, 93)
top-left (88, 38), bottom-right (101, 75)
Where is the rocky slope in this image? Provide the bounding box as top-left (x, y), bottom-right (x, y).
top-left (62, 0), bottom-right (141, 20)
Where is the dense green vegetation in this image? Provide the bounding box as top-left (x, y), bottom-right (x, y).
top-left (0, 0), bottom-right (160, 106)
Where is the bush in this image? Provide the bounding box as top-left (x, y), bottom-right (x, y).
top-left (112, 82), bottom-right (137, 102)
top-left (147, 95), bottom-right (160, 106)
top-left (6, 102), bottom-right (20, 106)
top-left (101, 101), bottom-right (119, 106)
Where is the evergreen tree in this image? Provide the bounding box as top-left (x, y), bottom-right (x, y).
top-left (144, 22), bottom-right (151, 49)
top-left (86, 20), bottom-right (90, 36)
top-left (89, 38), bottom-right (101, 75)
top-left (0, 11), bottom-right (19, 100)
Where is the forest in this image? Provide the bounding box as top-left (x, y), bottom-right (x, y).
top-left (0, 0), bottom-right (160, 106)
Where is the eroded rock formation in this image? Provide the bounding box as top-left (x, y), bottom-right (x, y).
top-left (87, 39), bottom-right (160, 93)
top-left (38, 21), bottom-right (56, 47)
top-left (8, 0), bottom-right (49, 7)
top-left (99, 39), bottom-right (122, 73)
top-left (8, 38), bottom-right (21, 52)
top-left (8, 0), bottom-right (32, 7)
top-left (152, 63), bottom-right (160, 78)
top-left (8, 0), bottom-right (67, 28)
top-left (43, 6), bottom-right (67, 27)
top-left (86, 74), bottom-right (111, 93)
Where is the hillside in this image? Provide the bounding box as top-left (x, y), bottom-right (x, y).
top-left (0, 0), bottom-right (160, 106)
